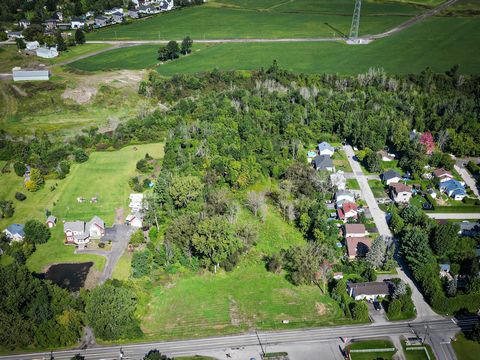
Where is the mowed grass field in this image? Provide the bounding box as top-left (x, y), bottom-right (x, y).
top-left (0, 143), bottom-right (164, 272)
top-left (87, 0), bottom-right (425, 41)
top-left (139, 208), bottom-right (353, 340)
top-left (71, 17), bottom-right (480, 75)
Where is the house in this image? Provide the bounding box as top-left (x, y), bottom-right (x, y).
top-left (439, 179), bottom-right (467, 201)
top-left (46, 216), bottom-right (57, 228)
top-left (94, 16), bottom-right (109, 27)
top-left (433, 168), bottom-right (454, 183)
top-left (36, 47), bottom-right (59, 58)
top-left (138, 5), bottom-right (157, 14)
top-left (85, 11), bottom-right (95, 18)
top-left (313, 155), bottom-right (334, 172)
top-left (458, 221), bottom-right (480, 237)
top-left (71, 18), bottom-right (85, 29)
top-left (347, 281), bottom-right (391, 301)
top-left (105, 8), bottom-right (124, 15)
top-left (12, 67), bottom-right (50, 81)
top-left (346, 237), bottom-right (372, 259)
top-left (307, 150), bottom-right (317, 163)
top-left (382, 170), bottom-right (401, 185)
top-left (318, 142), bottom-right (335, 157)
top-left (389, 183), bottom-right (412, 204)
top-left (129, 193), bottom-right (145, 212)
top-left (7, 31), bottom-right (23, 39)
top-left (126, 213), bottom-right (143, 228)
top-left (19, 19), bottom-right (30, 28)
top-left (56, 11), bottom-right (64, 21)
top-left (378, 150), bottom-right (395, 162)
top-left (57, 23), bottom-right (71, 30)
top-left (45, 18), bottom-right (57, 29)
top-left (64, 216), bottom-right (105, 245)
top-left (3, 224), bottom-right (25, 242)
top-left (427, 189), bottom-right (437, 199)
top-left (112, 12), bottom-right (124, 23)
top-left (439, 264), bottom-right (453, 280)
top-left (336, 190), bottom-right (355, 205)
top-left (128, 9), bottom-right (140, 19)
top-left (25, 41), bottom-right (40, 50)
top-left (159, 0), bottom-right (174, 11)
top-left (337, 202), bottom-right (358, 221)
top-left (330, 172), bottom-right (346, 190)
top-left (344, 223), bottom-right (367, 238)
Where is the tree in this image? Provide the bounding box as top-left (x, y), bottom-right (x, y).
top-left (366, 236), bottom-right (387, 269)
top-left (27, 168), bottom-right (44, 192)
top-left (158, 41), bottom-right (180, 61)
top-left (136, 158), bottom-right (150, 172)
top-left (16, 37), bottom-right (26, 50)
top-left (71, 355), bottom-right (85, 360)
top-left (181, 36), bottom-right (193, 55)
top-left (245, 191), bottom-right (266, 220)
top-left (144, 349), bottom-right (171, 360)
top-left (351, 301), bottom-right (368, 320)
top-left (24, 219), bottom-right (51, 244)
top-left (85, 281), bottom-right (141, 340)
top-left (363, 150), bottom-right (382, 173)
top-left (419, 132), bottom-right (435, 155)
top-left (74, 29), bottom-right (85, 44)
top-left (432, 223), bottom-right (459, 256)
top-left (387, 299), bottom-right (402, 318)
top-left (446, 278), bottom-right (457, 297)
top-left (468, 323), bottom-right (480, 343)
top-left (266, 253), bottom-right (283, 273)
top-left (73, 149), bottom-right (89, 163)
top-left (192, 216), bottom-right (242, 271)
top-left (168, 175), bottom-right (203, 208)
top-left (13, 162), bottom-right (26, 177)
top-left (129, 230), bottom-right (145, 247)
top-left (132, 250), bottom-right (151, 278)
top-left (0, 200), bottom-right (15, 218)
top-left (393, 281), bottom-right (407, 299)
top-left (389, 207), bottom-right (404, 235)
top-left (56, 32), bottom-right (67, 51)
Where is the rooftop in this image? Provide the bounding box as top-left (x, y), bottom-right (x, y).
top-left (346, 237), bottom-right (371, 257)
top-left (344, 223), bottom-right (366, 235)
top-left (348, 281), bottom-right (391, 296)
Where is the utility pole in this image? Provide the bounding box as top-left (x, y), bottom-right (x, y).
top-left (255, 330), bottom-right (266, 357)
top-left (349, 0), bottom-right (362, 39)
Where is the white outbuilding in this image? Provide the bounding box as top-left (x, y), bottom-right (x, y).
top-left (36, 47), bottom-right (59, 58)
top-left (12, 67), bottom-right (50, 81)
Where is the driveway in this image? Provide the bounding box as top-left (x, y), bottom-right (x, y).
top-left (76, 224), bottom-right (134, 283)
top-left (368, 302), bottom-right (388, 325)
top-left (344, 145), bottom-right (440, 322)
top-left (454, 163), bottom-right (479, 198)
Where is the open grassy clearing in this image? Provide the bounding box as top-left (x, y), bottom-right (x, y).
top-left (0, 44), bottom-right (112, 73)
top-left (0, 68), bottom-right (150, 136)
top-left (403, 342), bottom-right (435, 360)
top-left (87, 0), bottom-right (423, 41)
top-left (0, 143), bottom-right (164, 272)
top-left (74, 17), bottom-right (480, 75)
top-left (368, 180), bottom-right (387, 198)
top-left (138, 207), bottom-right (353, 340)
top-left (349, 339), bottom-right (396, 360)
top-left (452, 333), bottom-right (480, 360)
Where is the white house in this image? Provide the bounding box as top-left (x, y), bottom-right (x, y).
top-left (36, 47), bottom-right (58, 59)
top-left (330, 172), bottom-right (346, 191)
top-left (63, 216), bottom-right (105, 245)
top-left (318, 142), bottom-right (335, 157)
top-left (3, 224), bottom-right (25, 242)
top-left (378, 150), bottom-right (395, 162)
top-left (159, 0), bottom-right (174, 11)
top-left (71, 18), bottom-right (85, 29)
top-left (382, 170), bottom-right (401, 185)
top-left (26, 41), bottom-right (40, 50)
top-left (389, 183), bottom-right (412, 204)
top-left (129, 193), bottom-right (145, 212)
top-left (126, 213), bottom-right (143, 228)
top-left (336, 190), bottom-right (355, 205)
top-left (12, 67), bottom-right (50, 81)
top-left (347, 281), bottom-right (391, 301)
top-left (105, 8), bottom-right (124, 15)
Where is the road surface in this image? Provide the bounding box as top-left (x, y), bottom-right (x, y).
top-left (0, 318), bottom-right (468, 360)
top-left (454, 163), bottom-right (479, 198)
top-left (427, 213), bottom-right (480, 220)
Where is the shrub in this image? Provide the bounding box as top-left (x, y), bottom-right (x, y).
top-left (0, 200), bottom-right (15, 218)
top-left (351, 301), bottom-right (369, 321)
top-left (13, 162), bottom-right (26, 177)
top-left (98, 242), bottom-right (105, 249)
top-left (73, 149), bottom-right (89, 163)
top-left (387, 299), bottom-right (401, 318)
top-left (15, 192), bottom-right (26, 201)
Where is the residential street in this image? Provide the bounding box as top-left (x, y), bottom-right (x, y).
top-left (0, 318), bottom-right (466, 360)
top-left (427, 213), bottom-right (480, 220)
top-left (454, 163), bottom-right (479, 198)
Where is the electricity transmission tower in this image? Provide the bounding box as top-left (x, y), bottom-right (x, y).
top-left (349, 0), bottom-right (362, 39)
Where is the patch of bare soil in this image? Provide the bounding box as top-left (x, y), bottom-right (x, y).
top-left (315, 302), bottom-right (327, 316)
top-left (84, 268), bottom-right (101, 290)
top-left (115, 207), bottom-right (124, 225)
top-left (10, 85), bottom-right (28, 97)
top-left (62, 70), bottom-right (145, 104)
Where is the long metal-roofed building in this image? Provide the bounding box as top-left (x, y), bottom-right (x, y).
top-left (12, 67), bottom-right (50, 81)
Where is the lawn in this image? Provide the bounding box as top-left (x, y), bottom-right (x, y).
top-left (347, 179), bottom-right (361, 190)
top-left (368, 180), bottom-right (387, 198)
top-left (403, 342), bottom-right (435, 360)
top-left (332, 150), bottom-right (353, 173)
top-left (0, 143), bottom-right (164, 272)
top-left (138, 207), bottom-right (352, 340)
top-left (87, 0), bottom-right (422, 41)
top-left (112, 251), bottom-right (133, 281)
top-left (349, 339), bottom-right (396, 360)
top-left (452, 333), bottom-right (480, 360)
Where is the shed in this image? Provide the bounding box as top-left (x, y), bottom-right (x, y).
top-left (12, 67), bottom-right (50, 81)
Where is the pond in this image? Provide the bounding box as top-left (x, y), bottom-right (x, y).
top-left (40, 262), bottom-right (93, 292)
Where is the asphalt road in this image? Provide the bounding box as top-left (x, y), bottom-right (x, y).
top-left (427, 213), bottom-right (480, 220)
top-left (0, 318), bottom-right (467, 360)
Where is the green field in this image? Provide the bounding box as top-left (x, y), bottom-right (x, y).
top-left (71, 17), bottom-right (480, 75)
top-left (138, 207), bottom-right (353, 340)
top-left (1, 143), bottom-right (164, 272)
top-left (452, 333), bottom-right (480, 360)
top-left (349, 339), bottom-right (396, 360)
top-left (87, 0), bottom-right (424, 41)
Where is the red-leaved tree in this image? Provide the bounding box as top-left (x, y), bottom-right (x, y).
top-left (419, 132), bottom-right (435, 155)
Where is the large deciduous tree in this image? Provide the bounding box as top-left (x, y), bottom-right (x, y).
top-left (24, 219), bottom-right (51, 244)
top-left (168, 175), bottom-right (203, 208)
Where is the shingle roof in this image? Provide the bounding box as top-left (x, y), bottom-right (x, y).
top-left (5, 224), bottom-right (25, 237)
top-left (433, 168), bottom-right (452, 178)
top-left (46, 215), bottom-right (57, 223)
top-left (318, 142), bottom-right (334, 153)
top-left (88, 216), bottom-right (105, 229)
top-left (382, 170), bottom-right (401, 181)
top-left (313, 155), bottom-right (333, 170)
top-left (344, 223), bottom-right (366, 235)
top-left (389, 182), bottom-right (412, 194)
top-left (348, 281), bottom-right (391, 296)
top-left (64, 221), bottom-right (85, 232)
top-left (346, 237), bottom-right (372, 257)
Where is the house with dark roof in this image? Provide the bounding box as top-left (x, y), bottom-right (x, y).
top-left (111, 12), bottom-right (124, 23)
top-left (347, 281), bottom-right (392, 301)
top-left (381, 170), bottom-right (401, 185)
top-left (346, 237), bottom-right (371, 259)
top-left (95, 15), bottom-right (109, 27)
top-left (3, 224), bottom-right (25, 242)
top-left (45, 18), bottom-right (57, 29)
top-left (458, 221), bottom-right (480, 237)
top-left (313, 155), bottom-right (334, 172)
top-left (344, 223), bottom-right (367, 238)
top-left (433, 168), bottom-right (454, 183)
top-left (389, 183), bottom-right (412, 204)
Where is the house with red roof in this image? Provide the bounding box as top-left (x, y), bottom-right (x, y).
top-left (337, 202), bottom-right (358, 221)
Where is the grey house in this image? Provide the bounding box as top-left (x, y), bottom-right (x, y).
top-left (128, 9), bottom-right (139, 19)
top-left (381, 169), bottom-right (401, 185)
top-left (94, 15), bottom-right (109, 27)
top-left (111, 12), bottom-right (124, 23)
top-left (313, 155), bottom-right (335, 172)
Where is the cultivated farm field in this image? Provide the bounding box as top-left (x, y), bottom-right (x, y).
top-left (87, 0), bottom-right (426, 41)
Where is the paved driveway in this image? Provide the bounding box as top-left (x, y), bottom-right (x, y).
top-left (454, 163), bottom-right (479, 198)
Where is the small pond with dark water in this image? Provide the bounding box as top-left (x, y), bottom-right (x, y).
top-left (39, 262), bottom-right (93, 292)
